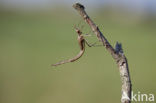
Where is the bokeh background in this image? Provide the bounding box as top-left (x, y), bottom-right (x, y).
top-left (0, 0), bottom-right (156, 103)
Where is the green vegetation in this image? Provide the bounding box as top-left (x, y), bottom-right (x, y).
top-left (0, 9), bottom-right (156, 103)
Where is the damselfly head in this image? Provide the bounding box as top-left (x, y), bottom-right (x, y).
top-left (74, 26), bottom-right (82, 35)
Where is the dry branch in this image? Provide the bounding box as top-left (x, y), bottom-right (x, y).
top-left (73, 3), bottom-right (132, 103)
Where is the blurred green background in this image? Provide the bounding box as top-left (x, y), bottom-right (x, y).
top-left (0, 0), bottom-right (156, 103)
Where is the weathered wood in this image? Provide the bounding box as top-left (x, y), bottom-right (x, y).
top-left (73, 3), bottom-right (132, 103)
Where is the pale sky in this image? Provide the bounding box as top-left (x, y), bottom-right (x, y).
top-left (1, 0), bottom-right (156, 13)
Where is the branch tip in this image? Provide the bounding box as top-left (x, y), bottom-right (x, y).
top-left (73, 3), bottom-right (85, 10)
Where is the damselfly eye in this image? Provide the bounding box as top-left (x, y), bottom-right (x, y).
top-left (77, 30), bottom-right (81, 33)
top-left (76, 29), bottom-right (82, 34)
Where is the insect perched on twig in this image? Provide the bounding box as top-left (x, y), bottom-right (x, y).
top-left (52, 27), bottom-right (96, 66)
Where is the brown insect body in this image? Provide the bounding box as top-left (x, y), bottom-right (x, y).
top-left (52, 28), bottom-right (86, 66)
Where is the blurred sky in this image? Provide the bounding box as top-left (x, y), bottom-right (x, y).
top-left (0, 0), bottom-right (156, 13)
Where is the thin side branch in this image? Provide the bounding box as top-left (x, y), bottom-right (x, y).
top-left (73, 3), bottom-right (132, 103)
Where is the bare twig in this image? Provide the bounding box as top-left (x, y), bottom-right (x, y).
top-left (73, 3), bottom-right (132, 103)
